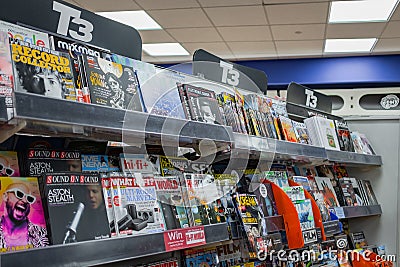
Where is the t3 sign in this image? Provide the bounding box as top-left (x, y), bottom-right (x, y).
top-left (286, 82), bottom-right (332, 113)
top-left (0, 0), bottom-right (142, 60)
top-left (193, 49), bottom-right (268, 93)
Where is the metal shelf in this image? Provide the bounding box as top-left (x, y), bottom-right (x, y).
top-left (325, 150), bottom-right (382, 166)
top-left (0, 93), bottom-right (384, 166)
top-left (0, 223), bottom-right (229, 267)
top-left (10, 92), bottom-right (233, 147)
top-left (333, 205), bottom-right (382, 219)
top-left (274, 140), bottom-right (327, 163)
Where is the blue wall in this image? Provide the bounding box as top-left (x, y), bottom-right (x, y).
top-left (160, 54), bottom-right (400, 90)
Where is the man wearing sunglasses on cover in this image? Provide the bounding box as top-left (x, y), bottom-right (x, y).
top-left (0, 183), bottom-right (48, 251)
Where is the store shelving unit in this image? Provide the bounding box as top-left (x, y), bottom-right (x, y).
top-left (326, 150), bottom-right (382, 166)
top-left (334, 205), bottom-right (383, 219)
top-left (0, 223), bottom-right (229, 267)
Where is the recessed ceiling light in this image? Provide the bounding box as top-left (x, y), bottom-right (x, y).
top-left (325, 38), bottom-right (377, 53)
top-left (143, 43), bottom-right (190, 56)
top-left (97, 11), bottom-right (162, 30)
top-left (329, 0), bottom-right (399, 23)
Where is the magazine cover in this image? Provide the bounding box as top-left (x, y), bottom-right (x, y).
top-left (185, 84), bottom-right (223, 125)
top-left (334, 120), bottom-right (354, 152)
top-left (81, 154), bottom-right (119, 172)
top-left (283, 186), bottom-right (305, 202)
top-left (233, 193), bottom-right (263, 259)
top-left (349, 178), bottom-right (366, 206)
top-left (154, 175), bottom-right (189, 229)
top-left (0, 20), bottom-right (50, 48)
top-left (317, 117), bottom-right (340, 151)
top-left (22, 149), bottom-right (80, 175)
top-left (294, 199), bottom-right (315, 230)
top-left (338, 179), bottom-right (357, 206)
top-left (314, 177), bottom-right (340, 208)
top-left (119, 153), bottom-right (157, 174)
top-left (0, 176), bottom-right (48, 252)
top-left (257, 95), bottom-right (278, 139)
top-left (108, 172), bottom-right (165, 236)
top-left (292, 121), bottom-right (310, 144)
top-left (155, 155), bottom-right (208, 176)
top-left (82, 55), bottom-right (144, 111)
top-left (292, 176), bottom-right (311, 192)
top-left (260, 171), bottom-right (289, 188)
top-left (349, 231), bottom-right (368, 249)
top-left (333, 164), bottom-right (349, 179)
top-left (184, 173), bottom-right (219, 226)
top-left (50, 35), bottom-right (108, 97)
top-left (279, 116), bottom-right (298, 143)
top-left (23, 149), bottom-right (81, 177)
top-left (362, 180), bottom-right (379, 205)
top-left (0, 151), bottom-right (20, 177)
top-left (10, 39), bottom-right (76, 101)
top-left (0, 30), bottom-right (14, 120)
top-left (42, 173), bottom-right (109, 244)
top-left (253, 183), bottom-right (278, 217)
top-left (177, 83), bottom-right (192, 120)
top-left (359, 133), bottom-right (376, 155)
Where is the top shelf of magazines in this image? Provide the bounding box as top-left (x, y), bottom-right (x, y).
top-left (0, 20), bottom-right (381, 166)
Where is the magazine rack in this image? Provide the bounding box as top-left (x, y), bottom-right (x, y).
top-left (0, 223), bottom-right (229, 267)
top-left (264, 180), bottom-right (304, 249)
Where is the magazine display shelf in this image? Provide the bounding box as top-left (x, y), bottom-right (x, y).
top-left (325, 150), bottom-right (382, 166)
top-left (0, 92), bottom-right (234, 147)
top-left (0, 223), bottom-right (229, 267)
top-left (334, 205), bottom-right (382, 219)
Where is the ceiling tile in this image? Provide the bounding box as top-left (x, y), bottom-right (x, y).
top-left (74, 0), bottom-right (140, 12)
top-left (204, 6), bottom-right (267, 26)
top-left (265, 3), bottom-right (329, 25)
top-left (373, 38), bottom-right (400, 52)
top-left (271, 24), bottom-right (325, 41)
top-left (263, 0), bottom-right (329, 3)
top-left (142, 54), bottom-right (193, 64)
top-left (167, 28), bottom-right (223, 42)
top-left (218, 26), bottom-right (272, 41)
top-left (139, 30), bottom-right (176, 43)
top-left (147, 9), bottom-right (212, 28)
top-left (228, 41), bottom-right (276, 57)
top-left (134, 0), bottom-right (200, 10)
top-left (182, 42), bottom-right (235, 59)
top-left (326, 23), bottom-right (385, 39)
top-left (198, 0), bottom-right (262, 7)
top-left (275, 40), bottom-right (323, 56)
top-left (381, 21), bottom-right (400, 38)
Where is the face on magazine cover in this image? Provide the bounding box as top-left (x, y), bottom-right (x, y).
top-left (198, 98), bottom-right (217, 124)
top-left (85, 184), bottom-right (103, 210)
top-left (0, 157), bottom-right (15, 177)
top-left (3, 183), bottom-right (35, 223)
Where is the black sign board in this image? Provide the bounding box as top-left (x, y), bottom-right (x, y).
top-left (359, 93), bottom-right (400, 110)
top-left (322, 220), bottom-right (342, 237)
top-left (192, 49), bottom-right (268, 93)
top-left (286, 82), bottom-right (332, 114)
top-left (0, 0), bottom-right (142, 60)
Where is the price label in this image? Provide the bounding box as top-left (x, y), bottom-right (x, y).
top-left (164, 226), bottom-right (206, 252)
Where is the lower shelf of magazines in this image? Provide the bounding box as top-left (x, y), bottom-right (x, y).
top-left (332, 204), bottom-right (382, 219)
top-left (0, 223), bottom-right (229, 267)
top-left (232, 133), bottom-right (382, 166)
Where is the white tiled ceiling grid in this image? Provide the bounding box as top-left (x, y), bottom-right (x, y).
top-left (64, 0), bottom-right (400, 64)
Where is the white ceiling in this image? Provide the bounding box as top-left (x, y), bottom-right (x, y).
top-left (64, 0), bottom-right (400, 64)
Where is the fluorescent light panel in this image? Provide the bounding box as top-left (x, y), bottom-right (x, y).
top-left (329, 0), bottom-right (399, 23)
top-left (143, 43), bottom-right (190, 56)
top-left (97, 11), bottom-right (162, 30)
top-left (325, 38), bottom-right (377, 53)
